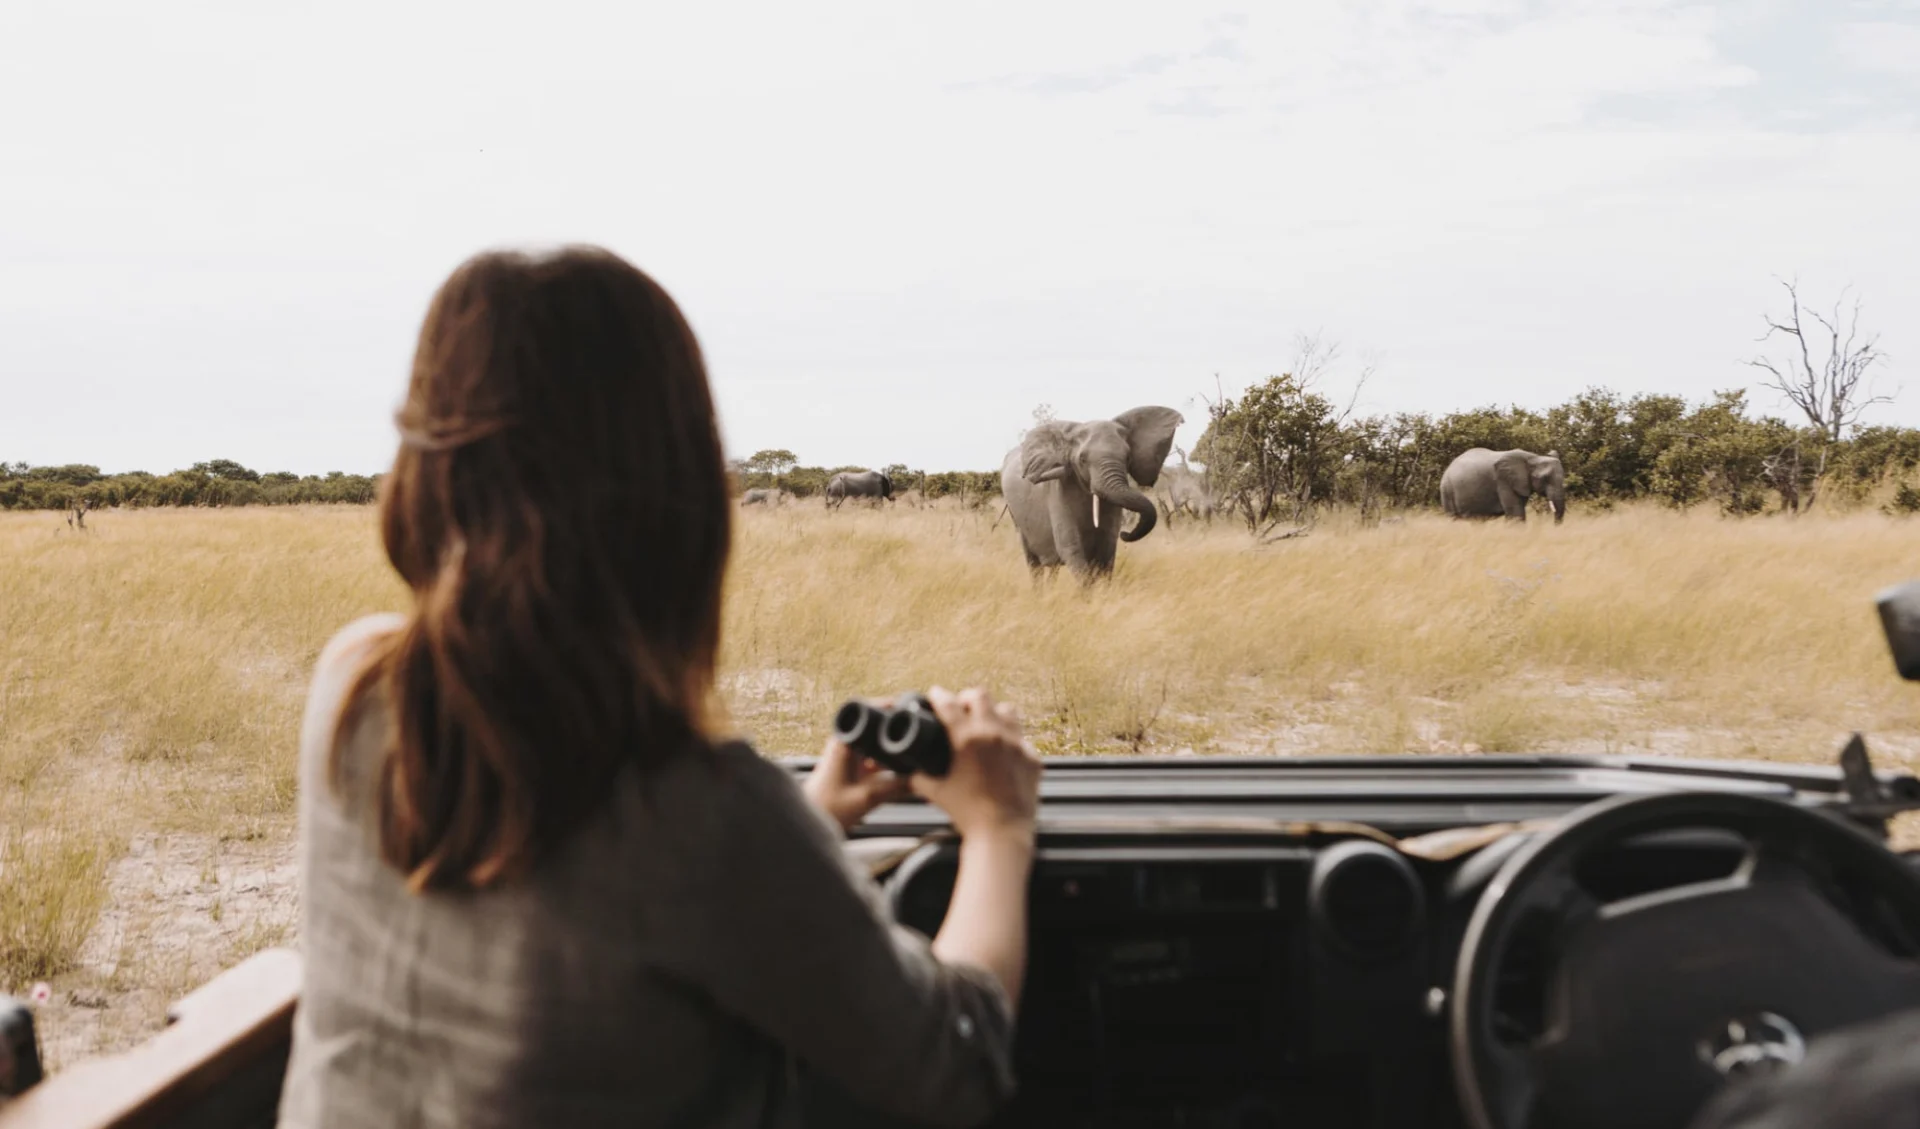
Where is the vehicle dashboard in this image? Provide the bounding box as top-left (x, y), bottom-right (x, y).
top-left (800, 755), bottom-right (1920, 1129)
top-left (877, 829), bottom-right (1751, 1128)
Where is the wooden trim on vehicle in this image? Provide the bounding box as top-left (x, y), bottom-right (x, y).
top-left (0, 948), bottom-right (300, 1129)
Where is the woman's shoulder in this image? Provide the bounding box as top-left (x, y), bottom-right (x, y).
top-left (617, 735), bottom-right (816, 836)
top-left (314, 613), bottom-right (408, 683)
top-left (299, 613), bottom-right (406, 785)
top-left (666, 735), bottom-right (792, 800)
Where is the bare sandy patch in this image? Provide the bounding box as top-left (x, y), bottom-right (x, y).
top-left (33, 833), bottom-right (297, 1071)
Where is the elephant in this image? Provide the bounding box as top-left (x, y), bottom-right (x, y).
top-left (740, 488), bottom-right (788, 507)
top-left (1001, 405), bottom-right (1184, 580)
top-left (1155, 454), bottom-right (1216, 525)
top-left (1439, 447), bottom-right (1566, 523)
top-left (824, 470), bottom-right (893, 509)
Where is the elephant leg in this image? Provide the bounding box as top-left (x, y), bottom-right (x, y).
top-left (1016, 533), bottom-right (1053, 586)
top-left (1496, 481), bottom-right (1526, 521)
top-left (1045, 491), bottom-right (1094, 579)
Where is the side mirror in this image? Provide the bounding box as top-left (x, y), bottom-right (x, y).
top-left (1876, 581), bottom-right (1920, 680)
top-left (0, 994), bottom-right (43, 1100)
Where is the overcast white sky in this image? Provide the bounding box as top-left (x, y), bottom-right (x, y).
top-left (3, 0), bottom-right (1917, 475)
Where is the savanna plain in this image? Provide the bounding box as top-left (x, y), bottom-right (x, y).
top-left (6, 500), bottom-right (1920, 1069)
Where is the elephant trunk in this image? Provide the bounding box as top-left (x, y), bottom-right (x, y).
top-left (1549, 488), bottom-right (1566, 524)
top-left (1093, 464), bottom-right (1157, 543)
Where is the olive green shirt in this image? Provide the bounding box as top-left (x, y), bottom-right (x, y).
top-left (277, 616), bottom-right (1015, 1128)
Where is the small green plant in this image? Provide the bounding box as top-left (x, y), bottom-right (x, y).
top-left (1884, 480), bottom-right (1920, 516)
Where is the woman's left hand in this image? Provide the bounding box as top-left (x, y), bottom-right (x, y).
top-left (803, 736), bottom-right (914, 834)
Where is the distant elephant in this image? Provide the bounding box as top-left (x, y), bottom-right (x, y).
top-left (740, 488), bottom-right (787, 507)
top-left (825, 470), bottom-right (893, 509)
top-left (1440, 448), bottom-right (1566, 523)
top-left (1155, 453), bottom-right (1216, 525)
top-left (1001, 406), bottom-right (1183, 580)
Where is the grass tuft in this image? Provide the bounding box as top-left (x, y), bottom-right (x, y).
top-left (0, 824), bottom-right (111, 986)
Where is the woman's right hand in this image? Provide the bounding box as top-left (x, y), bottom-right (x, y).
top-left (911, 686), bottom-right (1042, 840)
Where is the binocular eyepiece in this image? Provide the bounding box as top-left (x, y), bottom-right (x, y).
top-left (832, 692), bottom-right (953, 778)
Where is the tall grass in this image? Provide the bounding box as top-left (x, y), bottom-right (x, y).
top-left (720, 501), bottom-right (1920, 762)
top-left (5, 500), bottom-right (1920, 1053)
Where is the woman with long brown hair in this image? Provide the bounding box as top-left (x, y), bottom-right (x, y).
top-left (278, 246), bottom-right (1041, 1128)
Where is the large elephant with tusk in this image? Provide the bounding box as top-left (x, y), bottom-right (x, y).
top-left (1439, 447), bottom-right (1567, 523)
top-left (1000, 406), bottom-right (1184, 580)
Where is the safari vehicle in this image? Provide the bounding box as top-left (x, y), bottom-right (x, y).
top-left (11, 588), bottom-right (1920, 1129)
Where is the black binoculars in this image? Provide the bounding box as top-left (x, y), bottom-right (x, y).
top-left (832, 692), bottom-right (953, 778)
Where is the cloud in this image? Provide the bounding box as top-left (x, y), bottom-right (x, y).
top-left (1, 0), bottom-right (1917, 475)
top-left (1005, 53), bottom-right (1180, 96)
top-left (1836, 20), bottom-right (1920, 76)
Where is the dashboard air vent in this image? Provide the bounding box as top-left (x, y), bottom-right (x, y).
top-left (1309, 840), bottom-right (1426, 960)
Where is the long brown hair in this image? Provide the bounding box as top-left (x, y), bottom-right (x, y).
top-left (338, 246), bottom-right (732, 893)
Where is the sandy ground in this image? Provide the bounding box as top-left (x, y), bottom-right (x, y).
top-left (32, 832), bottom-right (297, 1072)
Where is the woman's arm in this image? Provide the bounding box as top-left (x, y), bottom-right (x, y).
top-left (930, 825), bottom-right (1035, 1011)
top-left (650, 745), bottom-right (1023, 1128)
top-left (914, 686), bottom-right (1043, 1010)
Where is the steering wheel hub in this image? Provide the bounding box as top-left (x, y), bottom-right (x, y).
top-left (1699, 1011), bottom-right (1805, 1079)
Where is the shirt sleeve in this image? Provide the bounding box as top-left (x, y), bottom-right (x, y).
top-left (647, 744), bottom-right (1018, 1128)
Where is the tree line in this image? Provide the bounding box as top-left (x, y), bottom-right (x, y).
top-left (729, 450), bottom-right (1001, 505)
top-left (8, 276), bottom-right (1909, 523)
top-left (1193, 382), bottom-right (1920, 530)
top-left (12, 385), bottom-right (1919, 520)
top-left (1195, 283), bottom-right (1909, 528)
top-left (0, 460), bottom-right (380, 510)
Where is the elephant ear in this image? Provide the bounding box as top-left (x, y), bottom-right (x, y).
top-left (1114, 406), bottom-right (1184, 487)
top-left (1020, 422), bottom-right (1075, 483)
top-left (1493, 451), bottom-right (1533, 495)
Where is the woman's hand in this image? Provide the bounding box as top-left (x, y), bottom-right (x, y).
top-left (911, 686), bottom-right (1042, 842)
top-left (803, 733), bottom-right (914, 835)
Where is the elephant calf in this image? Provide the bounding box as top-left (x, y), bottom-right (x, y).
top-left (1440, 448), bottom-right (1566, 523)
top-left (1001, 405), bottom-right (1183, 581)
top-left (740, 488), bottom-right (787, 507)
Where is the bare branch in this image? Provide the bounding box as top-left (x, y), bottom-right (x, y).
top-left (1746, 275), bottom-right (1892, 443)
top-left (1292, 331), bottom-right (1339, 389)
top-left (1336, 362), bottom-right (1375, 426)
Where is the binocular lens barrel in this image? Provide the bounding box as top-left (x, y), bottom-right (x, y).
top-left (830, 693), bottom-right (952, 778)
top-left (833, 699), bottom-right (887, 761)
top-left (880, 695), bottom-right (953, 778)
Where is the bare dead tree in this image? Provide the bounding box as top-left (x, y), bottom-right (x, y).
top-left (1746, 278), bottom-right (1893, 443)
top-left (1290, 330), bottom-right (1375, 427)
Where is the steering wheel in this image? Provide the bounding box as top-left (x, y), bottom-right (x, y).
top-left (1450, 790), bottom-right (1920, 1129)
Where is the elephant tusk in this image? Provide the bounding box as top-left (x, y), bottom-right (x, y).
top-left (1092, 494), bottom-right (1100, 529)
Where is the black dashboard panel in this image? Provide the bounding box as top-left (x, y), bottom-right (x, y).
top-left (861, 825), bottom-right (1815, 1129)
top-left (884, 840), bottom-right (1439, 1127)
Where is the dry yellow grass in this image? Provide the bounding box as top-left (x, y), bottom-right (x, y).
top-left (5, 500), bottom-right (1920, 1065)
